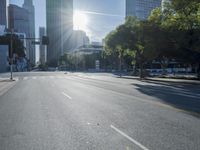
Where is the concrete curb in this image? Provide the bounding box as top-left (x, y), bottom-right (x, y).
top-left (120, 76), bottom-right (200, 85)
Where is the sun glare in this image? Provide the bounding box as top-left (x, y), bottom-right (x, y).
top-left (73, 10), bottom-right (88, 31)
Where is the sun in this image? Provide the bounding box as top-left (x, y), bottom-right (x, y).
top-left (73, 10), bottom-right (88, 31)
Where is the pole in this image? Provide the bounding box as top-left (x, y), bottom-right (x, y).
top-left (10, 29), bottom-right (14, 80)
top-left (76, 52), bottom-right (78, 72)
top-left (119, 52), bottom-right (122, 78)
top-left (75, 51), bottom-right (78, 72)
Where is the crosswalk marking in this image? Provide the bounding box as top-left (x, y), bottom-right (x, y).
top-left (62, 92), bottom-right (72, 100)
top-left (41, 76), bottom-right (45, 79)
top-left (23, 77), bottom-right (28, 80)
top-left (57, 76), bottom-right (63, 79)
top-left (49, 76), bottom-right (54, 79)
top-left (21, 76), bottom-right (68, 80)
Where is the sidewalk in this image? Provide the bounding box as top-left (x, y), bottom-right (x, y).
top-left (147, 77), bottom-right (200, 85)
top-left (121, 76), bottom-right (200, 85)
top-left (0, 78), bottom-right (18, 96)
top-left (69, 72), bottom-right (200, 85)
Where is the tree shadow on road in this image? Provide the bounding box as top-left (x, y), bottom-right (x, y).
top-left (132, 82), bottom-right (200, 118)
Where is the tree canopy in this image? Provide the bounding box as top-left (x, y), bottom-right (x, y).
top-left (104, 0), bottom-right (200, 77)
top-left (0, 34), bottom-right (25, 57)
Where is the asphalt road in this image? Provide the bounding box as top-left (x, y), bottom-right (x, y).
top-left (0, 72), bottom-right (200, 150)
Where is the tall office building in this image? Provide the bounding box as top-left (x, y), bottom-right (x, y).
top-left (126, 0), bottom-right (162, 20)
top-left (0, 25), bottom-right (6, 35)
top-left (0, 0), bottom-right (7, 26)
top-left (0, 45), bottom-right (8, 73)
top-left (8, 4), bottom-right (29, 55)
top-left (23, 0), bottom-right (36, 65)
top-left (71, 30), bottom-right (90, 49)
top-left (8, 4), bottom-right (29, 36)
top-left (46, 0), bottom-right (73, 65)
top-left (39, 27), bottom-right (47, 65)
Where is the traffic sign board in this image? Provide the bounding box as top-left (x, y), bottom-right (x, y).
top-left (32, 41), bottom-right (41, 45)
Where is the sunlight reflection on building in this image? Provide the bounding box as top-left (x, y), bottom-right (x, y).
top-left (46, 0), bottom-right (73, 66)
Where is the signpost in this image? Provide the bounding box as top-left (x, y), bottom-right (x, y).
top-left (32, 41), bottom-right (41, 45)
top-left (10, 29), bottom-right (14, 80)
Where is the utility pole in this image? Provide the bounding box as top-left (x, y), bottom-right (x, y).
top-left (10, 29), bottom-right (14, 81)
top-left (75, 51), bottom-right (78, 72)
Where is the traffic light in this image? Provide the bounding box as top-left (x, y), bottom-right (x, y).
top-left (42, 36), bottom-right (49, 45)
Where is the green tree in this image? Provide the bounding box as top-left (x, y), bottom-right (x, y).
top-left (148, 5), bottom-right (200, 75)
top-left (146, 8), bottom-right (181, 73)
top-left (104, 0), bottom-right (200, 78)
top-left (163, 0), bottom-right (200, 76)
top-left (162, 0), bottom-right (200, 53)
top-left (105, 17), bottom-right (158, 78)
top-left (104, 29), bottom-right (125, 76)
top-left (123, 17), bottom-right (158, 78)
top-left (0, 34), bottom-right (25, 57)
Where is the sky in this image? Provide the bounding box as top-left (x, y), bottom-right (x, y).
top-left (10, 0), bottom-right (125, 61)
top-left (74, 0), bottom-right (125, 41)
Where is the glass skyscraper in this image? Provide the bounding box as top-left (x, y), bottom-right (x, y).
top-left (126, 0), bottom-right (162, 20)
top-left (8, 4), bottom-right (29, 57)
top-left (46, 0), bottom-right (73, 65)
top-left (39, 27), bottom-right (47, 65)
top-left (23, 0), bottom-right (36, 65)
top-left (0, 0), bottom-right (7, 26)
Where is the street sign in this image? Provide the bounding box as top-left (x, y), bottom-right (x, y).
top-left (32, 41), bottom-right (41, 45)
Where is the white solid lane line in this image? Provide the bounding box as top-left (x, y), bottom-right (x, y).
top-left (111, 125), bottom-right (150, 150)
top-left (62, 92), bottom-right (72, 100)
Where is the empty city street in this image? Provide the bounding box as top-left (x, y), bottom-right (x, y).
top-left (0, 72), bottom-right (200, 150)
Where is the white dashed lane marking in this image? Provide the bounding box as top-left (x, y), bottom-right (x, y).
top-left (111, 125), bottom-right (150, 150)
top-left (62, 92), bottom-right (72, 100)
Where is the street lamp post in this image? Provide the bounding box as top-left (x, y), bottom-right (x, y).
top-left (10, 29), bottom-right (14, 81)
